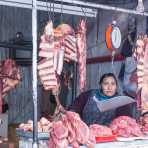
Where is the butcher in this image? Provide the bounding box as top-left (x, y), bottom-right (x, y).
top-left (69, 73), bottom-right (136, 125)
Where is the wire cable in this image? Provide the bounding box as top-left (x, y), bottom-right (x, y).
top-left (46, 0), bottom-right (52, 20)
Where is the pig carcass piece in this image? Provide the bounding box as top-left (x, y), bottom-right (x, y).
top-left (141, 39), bottom-right (148, 114)
top-left (38, 21), bottom-right (58, 91)
top-left (64, 34), bottom-right (77, 62)
top-left (0, 79), bottom-right (3, 113)
top-left (38, 21), bottom-right (65, 114)
top-left (0, 63), bottom-right (2, 113)
top-left (133, 36), bottom-right (148, 113)
top-left (133, 37), bottom-right (145, 90)
top-left (76, 20), bottom-right (87, 93)
top-left (54, 24), bottom-right (77, 62)
top-left (133, 37), bottom-right (145, 110)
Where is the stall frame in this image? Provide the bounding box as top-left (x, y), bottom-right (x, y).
top-left (0, 0), bottom-right (148, 147)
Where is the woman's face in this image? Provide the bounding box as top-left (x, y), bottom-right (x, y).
top-left (101, 76), bottom-right (117, 97)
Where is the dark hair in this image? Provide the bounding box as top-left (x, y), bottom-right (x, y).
top-left (99, 73), bottom-right (118, 86)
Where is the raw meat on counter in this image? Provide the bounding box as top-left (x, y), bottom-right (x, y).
top-left (19, 111), bottom-right (96, 148)
top-left (110, 116), bottom-right (143, 138)
top-left (19, 117), bottom-right (52, 133)
top-left (140, 114), bottom-right (148, 134)
top-left (89, 124), bottom-right (113, 137)
top-left (48, 111), bottom-right (92, 148)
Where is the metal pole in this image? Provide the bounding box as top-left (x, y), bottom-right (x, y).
top-left (55, 0), bottom-right (148, 17)
top-left (32, 0), bottom-right (38, 147)
top-left (0, 42), bottom-right (32, 50)
top-left (72, 62), bottom-right (77, 101)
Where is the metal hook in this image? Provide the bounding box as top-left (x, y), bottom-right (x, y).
top-left (46, 0), bottom-right (51, 20)
top-left (80, 7), bottom-right (87, 22)
top-left (52, 0), bottom-right (55, 23)
top-left (60, 0), bottom-right (64, 23)
top-left (71, 0), bottom-right (87, 21)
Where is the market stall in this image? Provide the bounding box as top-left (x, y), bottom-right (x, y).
top-left (1, 0), bottom-right (148, 148)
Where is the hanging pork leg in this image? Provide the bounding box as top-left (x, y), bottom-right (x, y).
top-left (0, 79), bottom-right (3, 113)
top-left (141, 39), bottom-right (148, 113)
top-left (76, 20), bottom-right (87, 93)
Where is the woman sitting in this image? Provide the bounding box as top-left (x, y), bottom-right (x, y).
top-left (69, 73), bottom-right (135, 125)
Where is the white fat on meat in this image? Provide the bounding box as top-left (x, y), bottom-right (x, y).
top-left (44, 21), bottom-right (54, 36)
top-left (57, 47), bottom-right (65, 75)
top-left (37, 59), bottom-right (54, 70)
top-left (38, 50), bottom-right (54, 59)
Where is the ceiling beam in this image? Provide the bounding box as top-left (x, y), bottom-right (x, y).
top-left (55, 0), bottom-right (148, 17)
top-left (87, 54), bottom-right (125, 64)
top-left (0, 0), bottom-right (97, 17)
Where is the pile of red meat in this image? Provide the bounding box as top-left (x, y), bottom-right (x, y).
top-left (110, 116), bottom-right (143, 137)
top-left (89, 124), bottom-right (113, 137)
top-left (19, 111), bottom-right (99, 147)
top-left (140, 114), bottom-right (148, 134)
top-left (0, 59), bottom-right (21, 113)
top-left (49, 111), bottom-right (91, 148)
top-left (49, 111), bottom-right (95, 148)
top-left (18, 111), bottom-right (90, 147)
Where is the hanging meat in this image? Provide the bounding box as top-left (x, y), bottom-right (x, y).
top-left (76, 20), bottom-right (87, 93)
top-left (37, 20), bottom-right (89, 147)
top-left (38, 21), bottom-right (58, 91)
top-left (133, 35), bottom-right (145, 90)
top-left (0, 59), bottom-right (21, 113)
top-left (133, 35), bottom-right (148, 113)
top-left (141, 38), bottom-right (148, 114)
top-left (38, 21), bottom-right (77, 89)
top-left (55, 23), bottom-right (77, 62)
top-left (0, 79), bottom-right (2, 113)
top-left (38, 20), bottom-right (80, 113)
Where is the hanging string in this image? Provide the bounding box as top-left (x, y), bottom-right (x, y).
top-left (71, 0), bottom-right (87, 21)
top-left (46, 0), bottom-right (52, 20)
top-left (83, 0), bottom-right (87, 21)
top-left (52, 0), bottom-right (55, 24)
top-left (80, 7), bottom-right (87, 22)
top-left (111, 51), bottom-right (122, 94)
top-left (60, 0), bottom-right (64, 23)
top-left (96, 10), bottom-right (99, 45)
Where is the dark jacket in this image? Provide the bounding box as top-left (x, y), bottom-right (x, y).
top-left (69, 89), bottom-right (136, 125)
top-left (69, 89), bottom-right (116, 125)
